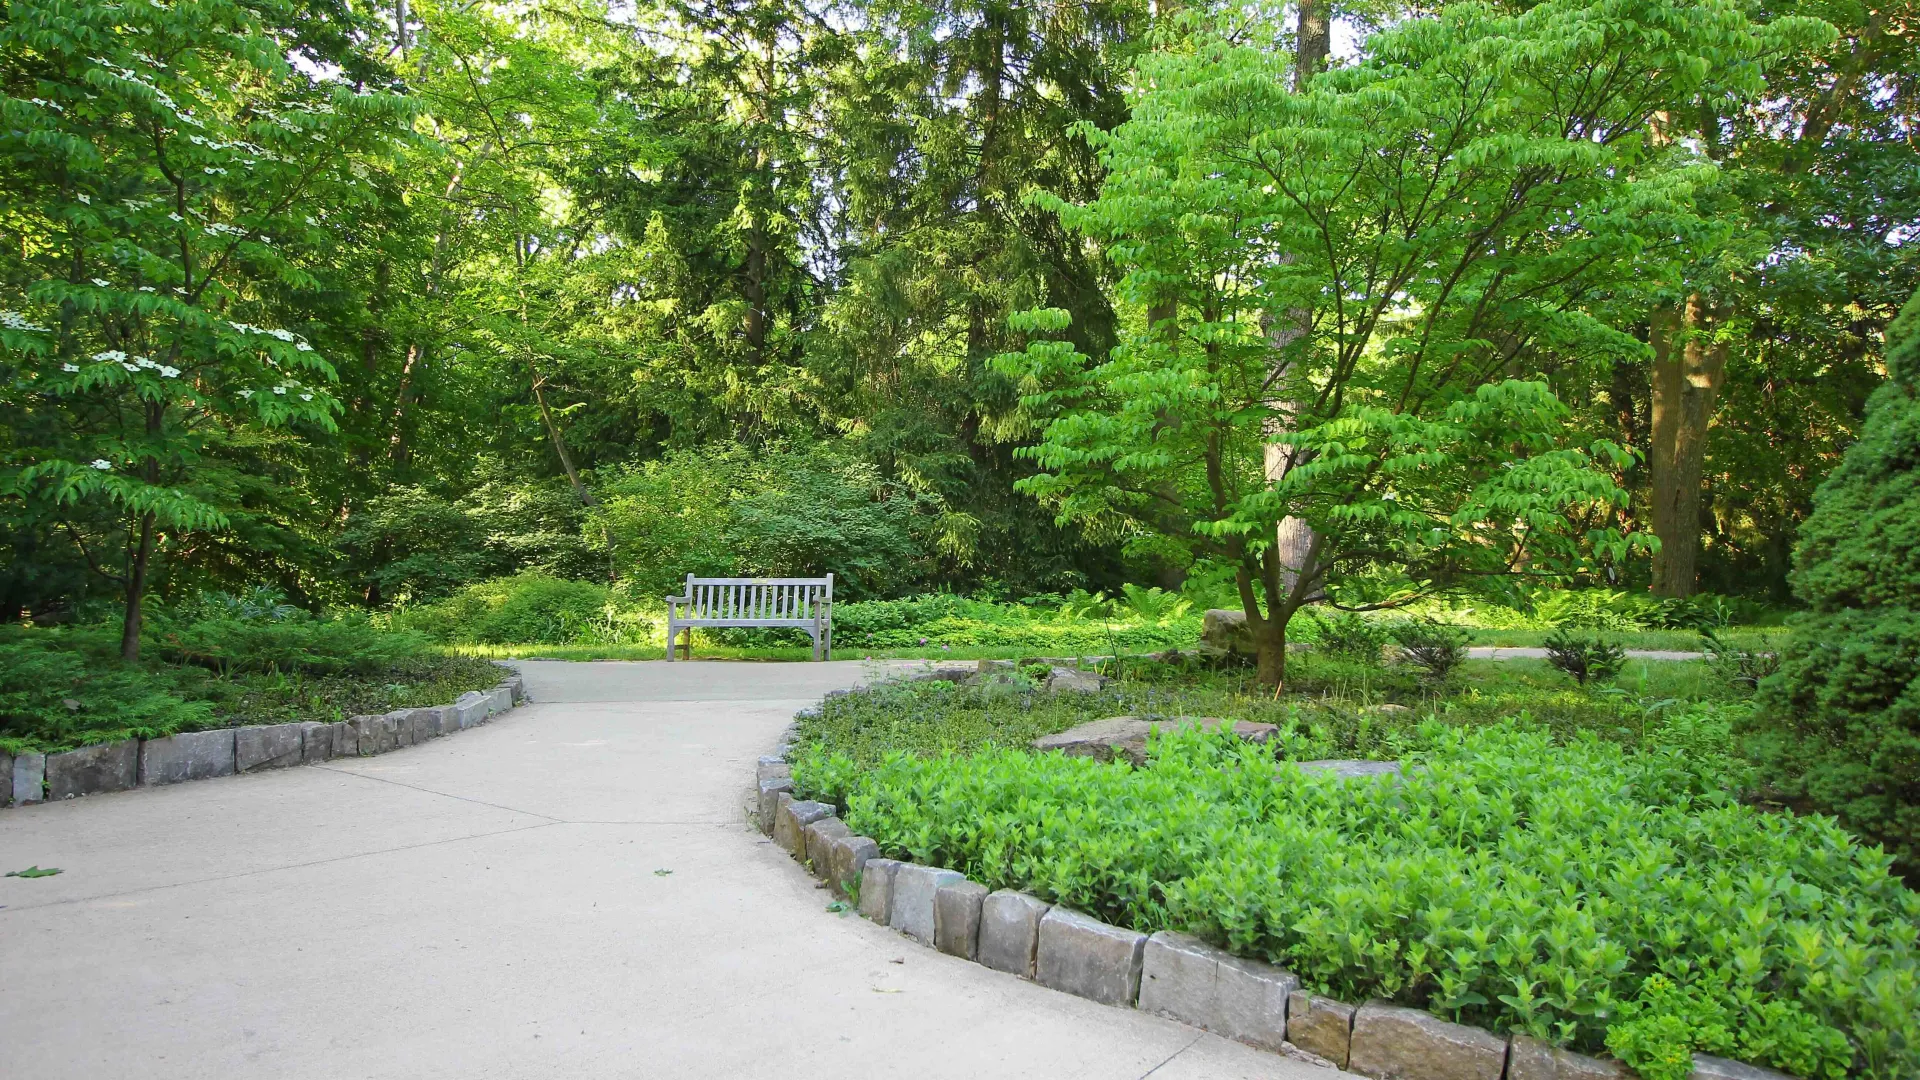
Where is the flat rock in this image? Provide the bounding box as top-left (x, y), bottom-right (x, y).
top-left (1036, 908), bottom-right (1146, 1007)
top-left (47, 740), bottom-right (139, 799)
top-left (1508, 1035), bottom-right (1636, 1080)
top-left (1691, 1053), bottom-right (1805, 1080)
top-left (1292, 759), bottom-right (1403, 780)
top-left (1349, 1001), bottom-right (1506, 1080)
top-left (1044, 667), bottom-right (1104, 693)
top-left (889, 864), bottom-right (965, 946)
top-left (978, 890), bottom-right (1051, 978)
top-left (1032, 715), bottom-right (1278, 766)
top-left (140, 729), bottom-right (235, 785)
top-left (236, 725), bottom-right (304, 772)
top-left (934, 880), bottom-right (988, 960)
top-left (1287, 992), bottom-right (1355, 1068)
top-left (856, 858), bottom-right (902, 923)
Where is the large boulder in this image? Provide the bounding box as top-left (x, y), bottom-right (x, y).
top-left (1198, 608), bottom-right (1257, 659)
top-left (1032, 715), bottom-right (1277, 766)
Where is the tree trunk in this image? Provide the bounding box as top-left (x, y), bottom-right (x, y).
top-left (529, 360), bottom-right (593, 507)
top-left (1295, 0), bottom-right (1331, 90)
top-left (1648, 295), bottom-right (1729, 597)
top-left (120, 510), bottom-right (155, 661)
top-left (1254, 611), bottom-right (1288, 688)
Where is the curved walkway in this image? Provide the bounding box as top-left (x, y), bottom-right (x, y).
top-left (0, 661), bottom-right (1346, 1080)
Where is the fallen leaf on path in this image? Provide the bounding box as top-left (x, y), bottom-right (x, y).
top-left (6, 866), bottom-right (61, 878)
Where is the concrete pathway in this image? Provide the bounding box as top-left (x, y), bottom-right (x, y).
top-left (1467, 646), bottom-right (1703, 662)
top-left (0, 661), bottom-right (1345, 1080)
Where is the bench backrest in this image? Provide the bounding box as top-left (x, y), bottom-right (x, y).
top-left (676, 575), bottom-right (832, 623)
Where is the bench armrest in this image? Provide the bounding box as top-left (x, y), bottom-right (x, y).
top-left (665, 595), bottom-right (689, 606)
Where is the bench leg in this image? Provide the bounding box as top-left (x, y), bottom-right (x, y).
top-left (665, 621), bottom-right (675, 662)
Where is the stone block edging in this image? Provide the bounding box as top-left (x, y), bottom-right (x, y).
top-left (751, 740), bottom-right (1804, 1080)
top-left (3, 667), bottom-right (527, 808)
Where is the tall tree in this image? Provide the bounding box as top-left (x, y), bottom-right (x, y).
top-left (1001, 0), bottom-right (1820, 684)
top-left (0, 0), bottom-right (413, 654)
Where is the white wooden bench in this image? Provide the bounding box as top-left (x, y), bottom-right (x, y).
top-left (664, 575), bottom-right (834, 661)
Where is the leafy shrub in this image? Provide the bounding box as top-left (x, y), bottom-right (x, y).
top-left (392, 573), bottom-right (651, 646)
top-left (1312, 610), bottom-right (1391, 661)
top-left (1754, 287), bottom-right (1920, 876)
top-left (804, 723), bottom-right (1919, 1080)
top-left (152, 614), bottom-right (429, 675)
top-left (1544, 629), bottom-right (1627, 686)
top-left (591, 443), bottom-right (940, 601)
top-left (0, 631), bottom-right (213, 751)
top-left (1388, 619), bottom-right (1469, 682)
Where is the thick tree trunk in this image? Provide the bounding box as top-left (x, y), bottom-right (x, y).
top-left (1648, 295), bottom-right (1729, 597)
top-left (1295, 0), bottom-right (1331, 89)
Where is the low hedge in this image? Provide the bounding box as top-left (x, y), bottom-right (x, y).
top-left (793, 722), bottom-right (1919, 1080)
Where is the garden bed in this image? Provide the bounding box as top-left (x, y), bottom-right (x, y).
top-left (0, 623), bottom-right (506, 755)
top-left (785, 677), bottom-right (1920, 1080)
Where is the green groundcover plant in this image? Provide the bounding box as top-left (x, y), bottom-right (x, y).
top-left (795, 722), bottom-right (1919, 1080)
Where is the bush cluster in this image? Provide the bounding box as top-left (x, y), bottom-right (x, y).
top-left (390, 572), bottom-right (653, 646)
top-left (800, 723), bottom-right (1918, 1080)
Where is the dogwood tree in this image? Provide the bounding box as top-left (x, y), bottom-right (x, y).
top-left (0, 0), bottom-right (413, 656)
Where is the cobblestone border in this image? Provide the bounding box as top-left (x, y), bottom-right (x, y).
top-left (2, 666), bottom-right (527, 808)
top-left (752, 740), bottom-right (1799, 1080)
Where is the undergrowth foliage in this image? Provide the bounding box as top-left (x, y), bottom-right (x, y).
top-left (798, 723), bottom-right (1918, 1080)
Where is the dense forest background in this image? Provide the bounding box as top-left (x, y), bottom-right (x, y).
top-left (3, 0), bottom-right (1916, 635)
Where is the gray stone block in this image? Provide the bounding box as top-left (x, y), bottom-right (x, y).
top-left (1508, 1035), bottom-right (1636, 1080)
top-left (235, 725), bottom-right (304, 772)
top-left (300, 722), bottom-right (333, 764)
top-left (139, 729), bottom-right (235, 785)
top-left (828, 834), bottom-right (878, 898)
top-left (503, 674), bottom-right (526, 703)
top-left (47, 740), bottom-right (139, 799)
top-left (1137, 931), bottom-right (1292, 1048)
top-left (934, 879), bottom-right (989, 960)
top-left (403, 708), bottom-right (437, 744)
top-left (11, 751), bottom-right (44, 804)
top-left (1139, 931), bottom-right (1222, 1027)
top-left (1287, 991), bottom-right (1356, 1068)
top-left (383, 710), bottom-right (412, 749)
top-left (453, 692), bottom-right (489, 729)
top-left (758, 776), bottom-right (793, 836)
top-left (330, 721), bottom-right (352, 756)
top-left (423, 705), bottom-right (457, 738)
top-left (0, 750), bottom-right (12, 805)
top-left (1036, 908), bottom-right (1147, 1007)
top-left (756, 760), bottom-right (792, 785)
top-left (1349, 1001), bottom-right (1506, 1080)
top-left (487, 685), bottom-right (513, 715)
top-left (1691, 1053), bottom-right (1803, 1080)
top-left (1214, 952), bottom-right (1298, 1052)
top-left (889, 864), bottom-right (966, 946)
top-left (349, 714), bottom-right (381, 756)
top-left (856, 858), bottom-right (902, 923)
top-left (803, 816), bottom-right (851, 875)
top-left (775, 797), bottom-right (834, 856)
top-left (978, 890), bottom-right (1051, 978)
